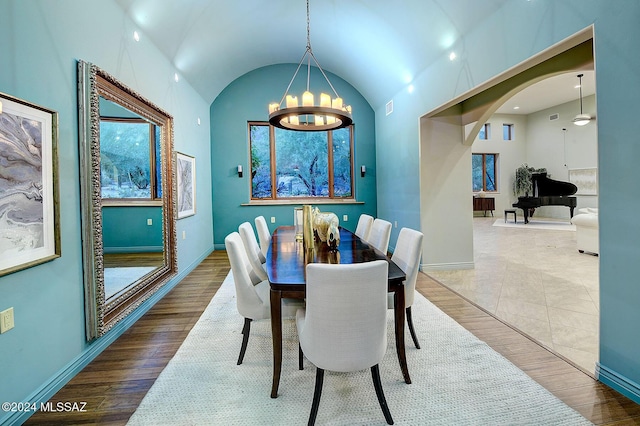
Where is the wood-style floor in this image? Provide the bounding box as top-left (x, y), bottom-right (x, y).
top-left (25, 251), bottom-right (640, 425)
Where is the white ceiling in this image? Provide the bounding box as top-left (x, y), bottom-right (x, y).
top-left (495, 70), bottom-right (595, 115)
top-left (113, 0), bottom-right (594, 114)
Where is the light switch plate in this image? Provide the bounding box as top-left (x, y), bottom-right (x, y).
top-left (0, 307), bottom-right (15, 333)
top-left (270, 217), bottom-right (276, 223)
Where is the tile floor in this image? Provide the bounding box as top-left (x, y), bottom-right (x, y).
top-left (426, 215), bottom-right (599, 375)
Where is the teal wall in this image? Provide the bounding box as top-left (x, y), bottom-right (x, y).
top-left (375, 0), bottom-right (640, 402)
top-left (102, 206), bottom-right (163, 252)
top-left (210, 64), bottom-right (377, 248)
top-left (0, 2), bottom-right (214, 424)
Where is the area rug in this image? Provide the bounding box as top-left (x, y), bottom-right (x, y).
top-left (126, 272), bottom-right (591, 425)
top-left (493, 218), bottom-right (576, 231)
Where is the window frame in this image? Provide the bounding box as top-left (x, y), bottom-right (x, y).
top-left (503, 123), bottom-right (514, 141)
top-left (99, 117), bottom-right (162, 205)
top-left (248, 121), bottom-right (355, 202)
top-left (472, 153), bottom-right (498, 193)
top-left (479, 123), bottom-right (491, 140)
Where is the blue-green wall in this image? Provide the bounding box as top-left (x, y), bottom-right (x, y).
top-left (210, 64), bottom-right (377, 248)
top-left (375, 0), bottom-right (640, 402)
top-left (102, 206), bottom-right (163, 252)
top-left (0, 2), bottom-right (214, 425)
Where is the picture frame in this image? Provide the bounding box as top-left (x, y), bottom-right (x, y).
top-left (0, 92), bottom-right (60, 276)
top-left (568, 167), bottom-right (598, 196)
top-left (176, 152), bottom-right (196, 218)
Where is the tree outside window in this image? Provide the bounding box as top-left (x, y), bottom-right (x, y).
top-left (249, 122), bottom-right (353, 200)
top-left (100, 118), bottom-right (161, 200)
top-left (472, 153), bottom-right (497, 192)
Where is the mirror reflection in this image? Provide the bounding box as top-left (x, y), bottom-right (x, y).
top-left (99, 97), bottom-right (165, 301)
top-left (78, 60), bottom-right (177, 340)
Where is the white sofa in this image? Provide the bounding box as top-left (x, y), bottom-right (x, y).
top-left (571, 208), bottom-right (599, 255)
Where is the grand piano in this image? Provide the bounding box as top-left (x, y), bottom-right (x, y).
top-left (512, 172), bottom-right (577, 224)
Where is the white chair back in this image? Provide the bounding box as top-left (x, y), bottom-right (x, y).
top-left (224, 232), bottom-right (270, 321)
top-left (368, 218), bottom-right (392, 254)
top-left (254, 215), bottom-right (271, 258)
top-left (298, 260), bottom-right (389, 372)
top-left (239, 222), bottom-right (268, 281)
top-left (391, 227), bottom-right (423, 307)
top-left (354, 214), bottom-right (374, 241)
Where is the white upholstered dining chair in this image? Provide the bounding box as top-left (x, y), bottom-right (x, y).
top-left (368, 218), bottom-right (392, 255)
top-left (354, 213), bottom-right (374, 241)
top-left (296, 260), bottom-right (394, 425)
top-left (388, 227), bottom-right (424, 349)
top-left (254, 215), bottom-right (271, 259)
top-left (239, 222), bottom-right (268, 282)
top-left (225, 231), bottom-right (301, 365)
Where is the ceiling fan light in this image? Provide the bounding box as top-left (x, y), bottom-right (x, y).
top-left (573, 113), bottom-right (591, 126)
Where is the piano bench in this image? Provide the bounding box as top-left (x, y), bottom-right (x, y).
top-left (504, 209), bottom-right (517, 223)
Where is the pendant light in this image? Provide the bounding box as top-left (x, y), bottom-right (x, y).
top-left (268, 0), bottom-right (352, 131)
top-left (573, 73), bottom-right (591, 126)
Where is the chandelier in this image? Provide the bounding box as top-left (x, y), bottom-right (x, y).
top-left (268, 0), bottom-right (352, 131)
top-left (572, 73), bottom-right (591, 126)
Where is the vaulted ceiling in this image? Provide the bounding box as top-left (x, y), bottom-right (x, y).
top-left (113, 0), bottom-right (594, 113)
top-left (113, 0), bottom-right (511, 108)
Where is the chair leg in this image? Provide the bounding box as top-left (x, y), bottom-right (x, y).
top-left (406, 306), bottom-right (421, 349)
top-left (237, 318), bottom-right (252, 365)
top-left (308, 368), bottom-right (324, 426)
top-left (299, 343), bottom-right (304, 370)
top-left (371, 364), bottom-right (394, 425)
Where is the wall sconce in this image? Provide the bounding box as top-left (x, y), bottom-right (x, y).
top-left (360, 165), bottom-right (366, 177)
top-left (237, 165), bottom-right (243, 178)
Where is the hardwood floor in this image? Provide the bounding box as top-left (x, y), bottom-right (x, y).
top-left (25, 251), bottom-right (640, 425)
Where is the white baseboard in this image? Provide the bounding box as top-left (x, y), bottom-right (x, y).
top-left (421, 261), bottom-right (475, 271)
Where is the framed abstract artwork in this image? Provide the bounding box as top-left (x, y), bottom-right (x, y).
top-left (568, 167), bottom-right (598, 196)
top-left (176, 152), bottom-right (196, 219)
top-left (0, 93), bottom-right (60, 276)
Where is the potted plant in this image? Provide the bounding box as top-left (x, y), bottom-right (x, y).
top-left (513, 164), bottom-right (546, 197)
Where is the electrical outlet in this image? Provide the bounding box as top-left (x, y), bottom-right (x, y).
top-left (0, 307), bottom-right (15, 334)
top-left (343, 215), bottom-right (348, 222)
top-left (147, 218), bottom-right (153, 226)
top-left (270, 217), bottom-right (276, 223)
top-left (182, 230), bottom-right (186, 240)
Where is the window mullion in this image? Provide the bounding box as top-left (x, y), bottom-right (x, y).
top-left (269, 125), bottom-right (277, 200)
top-left (327, 131), bottom-right (335, 198)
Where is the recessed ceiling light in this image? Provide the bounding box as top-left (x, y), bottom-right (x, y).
top-left (407, 84), bottom-right (414, 94)
top-left (133, 31), bottom-right (140, 42)
top-left (513, 106), bottom-right (520, 110)
top-left (449, 52), bottom-right (457, 61)
top-left (174, 73), bottom-right (179, 83)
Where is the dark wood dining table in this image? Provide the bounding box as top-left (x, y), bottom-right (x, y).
top-left (265, 225), bottom-right (411, 398)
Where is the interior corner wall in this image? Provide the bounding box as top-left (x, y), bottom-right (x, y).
top-left (0, 2), bottom-right (214, 424)
top-left (525, 95), bottom-right (598, 216)
top-left (471, 114), bottom-right (528, 215)
top-left (209, 64), bottom-right (376, 248)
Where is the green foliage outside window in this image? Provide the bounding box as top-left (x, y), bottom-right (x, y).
top-left (100, 119), bottom-right (161, 200)
top-left (250, 123), bottom-right (353, 199)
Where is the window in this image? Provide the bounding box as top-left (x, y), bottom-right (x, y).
top-left (503, 123), bottom-right (514, 140)
top-left (249, 122), bottom-right (354, 200)
top-left (478, 123), bottom-right (491, 140)
top-left (100, 118), bottom-right (162, 200)
top-left (472, 153), bottom-right (497, 192)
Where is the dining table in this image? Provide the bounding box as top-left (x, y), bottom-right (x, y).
top-left (265, 225), bottom-right (411, 398)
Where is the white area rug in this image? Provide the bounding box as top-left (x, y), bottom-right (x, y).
top-left (493, 218), bottom-right (576, 231)
top-left (127, 273), bottom-right (592, 425)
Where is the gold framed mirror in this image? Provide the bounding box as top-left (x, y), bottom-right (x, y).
top-left (78, 60), bottom-right (177, 340)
